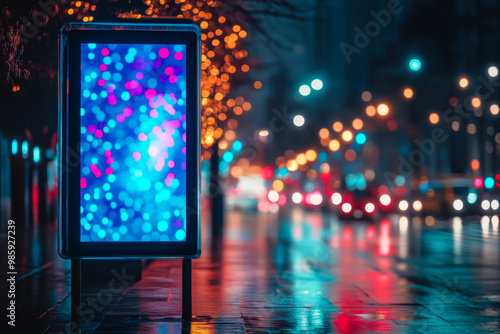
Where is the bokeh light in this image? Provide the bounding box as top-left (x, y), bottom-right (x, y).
top-left (333, 121), bottom-right (343, 132)
top-left (352, 118), bottom-right (363, 130)
top-left (355, 133), bottom-right (367, 145)
top-left (305, 150), bottom-right (317, 161)
top-left (377, 104), bottom-right (389, 116)
top-left (403, 88), bottom-right (414, 99)
top-left (272, 179), bottom-right (284, 192)
top-left (331, 193), bottom-right (342, 205)
top-left (366, 105), bottom-right (376, 117)
top-left (292, 192), bottom-right (303, 204)
top-left (11, 139), bottom-right (18, 155)
top-left (342, 130), bottom-right (353, 142)
top-left (379, 194), bottom-right (391, 206)
top-left (429, 112), bottom-right (439, 124)
top-left (345, 149), bottom-right (356, 161)
top-left (268, 190), bottom-right (279, 203)
top-left (319, 128), bottom-right (330, 139)
top-left (361, 91), bottom-right (372, 102)
top-left (459, 77), bottom-right (469, 88)
top-left (453, 199), bottom-right (463, 211)
top-left (490, 104), bottom-right (499, 115)
top-left (471, 159), bottom-right (480, 171)
top-left (471, 97), bottom-right (481, 108)
top-left (311, 79), bottom-right (323, 90)
top-left (329, 139), bottom-right (340, 151)
top-left (299, 85), bottom-right (311, 96)
top-left (488, 66), bottom-right (499, 78)
top-left (409, 58), bottom-right (421, 71)
top-left (474, 177), bottom-right (483, 188)
top-left (293, 115), bottom-right (305, 127)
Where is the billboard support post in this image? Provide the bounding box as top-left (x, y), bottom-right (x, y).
top-left (71, 259), bottom-right (81, 323)
top-left (182, 258), bottom-right (192, 319)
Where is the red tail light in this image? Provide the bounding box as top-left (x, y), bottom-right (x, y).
top-left (341, 203), bottom-right (352, 214)
top-left (364, 202), bottom-right (375, 214)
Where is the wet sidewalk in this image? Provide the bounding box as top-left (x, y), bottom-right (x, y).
top-left (1, 210), bottom-right (500, 333)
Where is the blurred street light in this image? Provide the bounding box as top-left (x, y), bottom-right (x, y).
top-left (429, 112), bottom-right (440, 124)
top-left (293, 115), bottom-right (305, 127)
top-left (299, 85), bottom-right (311, 96)
top-left (490, 104), bottom-right (499, 115)
top-left (305, 149), bottom-right (317, 161)
top-left (399, 200), bottom-right (409, 211)
top-left (403, 88), bottom-right (414, 99)
top-left (311, 79), bottom-right (323, 90)
top-left (342, 130), bottom-right (353, 142)
top-left (459, 77), bottom-right (469, 88)
top-left (22, 140), bottom-right (28, 158)
top-left (296, 153), bottom-right (307, 165)
top-left (258, 129), bottom-right (269, 137)
top-left (377, 103), bottom-right (389, 116)
top-left (488, 66), bottom-right (498, 78)
top-left (485, 177), bottom-right (495, 190)
top-left (471, 97), bottom-right (481, 108)
top-left (361, 91), bottom-right (372, 102)
top-left (11, 139), bottom-right (18, 155)
top-left (333, 121), bottom-right (343, 132)
top-left (366, 105), bottom-right (376, 117)
top-left (352, 118), bottom-right (363, 130)
top-left (409, 58), bottom-right (421, 71)
top-left (355, 133), bottom-right (367, 145)
top-left (453, 199), bottom-right (464, 211)
top-left (319, 128), bottom-right (329, 139)
top-left (272, 179), bottom-right (284, 192)
top-left (471, 159), bottom-right (480, 171)
top-left (329, 139), bottom-right (340, 151)
top-left (33, 146), bottom-right (40, 163)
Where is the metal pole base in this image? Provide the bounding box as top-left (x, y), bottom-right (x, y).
top-left (71, 259), bottom-right (82, 325)
top-left (182, 258), bottom-right (192, 319)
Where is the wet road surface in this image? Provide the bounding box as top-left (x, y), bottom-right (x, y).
top-left (1, 210), bottom-right (499, 333)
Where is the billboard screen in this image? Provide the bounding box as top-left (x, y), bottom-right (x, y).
top-left (59, 22), bottom-right (200, 258)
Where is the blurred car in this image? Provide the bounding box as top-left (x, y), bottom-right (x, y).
top-left (330, 188), bottom-right (393, 220)
top-left (410, 175), bottom-right (481, 217)
top-left (226, 175), bottom-right (266, 212)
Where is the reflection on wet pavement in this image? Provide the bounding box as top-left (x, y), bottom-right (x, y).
top-left (1, 210), bottom-right (499, 333)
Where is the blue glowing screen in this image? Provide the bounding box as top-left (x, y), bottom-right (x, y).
top-left (80, 43), bottom-right (187, 242)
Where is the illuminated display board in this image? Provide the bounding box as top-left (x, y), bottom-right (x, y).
top-left (59, 22), bottom-right (200, 258)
